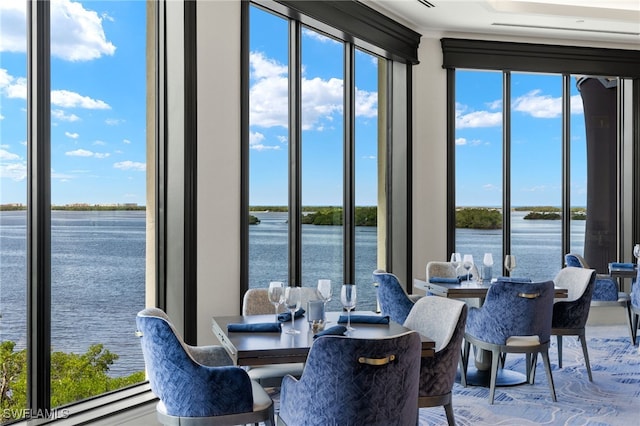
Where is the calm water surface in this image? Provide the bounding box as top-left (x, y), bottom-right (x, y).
top-left (0, 210), bottom-right (585, 375)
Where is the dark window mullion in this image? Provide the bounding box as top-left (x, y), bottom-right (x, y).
top-left (562, 74), bottom-right (572, 262)
top-left (26, 0), bottom-right (51, 412)
top-left (502, 71), bottom-right (511, 274)
top-left (343, 43), bottom-right (355, 285)
top-left (288, 20), bottom-right (302, 287)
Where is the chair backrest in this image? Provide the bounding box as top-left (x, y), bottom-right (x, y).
top-left (372, 270), bottom-right (415, 324)
top-left (632, 266), bottom-right (640, 309)
top-left (466, 280), bottom-right (555, 345)
top-left (552, 267), bottom-right (596, 329)
top-left (403, 296), bottom-right (467, 397)
top-left (280, 332), bottom-right (421, 426)
top-left (242, 287), bottom-right (319, 315)
top-left (554, 266), bottom-right (596, 302)
top-left (404, 296), bottom-right (466, 352)
top-left (565, 253), bottom-right (589, 268)
top-left (136, 308), bottom-right (254, 417)
top-left (426, 261), bottom-right (479, 282)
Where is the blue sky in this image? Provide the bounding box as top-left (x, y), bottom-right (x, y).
top-left (0, 1), bottom-right (588, 208)
top-left (0, 0), bottom-right (146, 206)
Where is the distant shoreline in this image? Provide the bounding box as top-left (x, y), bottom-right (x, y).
top-left (0, 204), bottom-right (145, 211)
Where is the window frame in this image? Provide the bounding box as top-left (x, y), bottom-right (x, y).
top-left (444, 38), bottom-right (640, 272)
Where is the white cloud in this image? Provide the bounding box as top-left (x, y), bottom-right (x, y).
top-left (106, 118), bottom-right (124, 126)
top-left (249, 51), bottom-right (377, 130)
top-left (0, 113), bottom-right (4, 120)
top-left (52, 109), bottom-right (80, 122)
top-left (93, 140), bottom-right (106, 146)
top-left (455, 137), bottom-right (467, 145)
top-left (122, 139), bottom-right (131, 144)
top-left (0, 162), bottom-right (26, 181)
top-left (0, 148), bottom-right (20, 160)
top-left (114, 161), bottom-right (146, 171)
top-left (52, 89), bottom-right (110, 109)
top-left (65, 148), bottom-right (109, 158)
top-left (65, 132), bottom-right (79, 139)
top-left (0, 0), bottom-right (116, 61)
top-left (513, 90), bottom-right (583, 118)
top-left (456, 108), bottom-right (502, 129)
top-left (249, 131), bottom-right (281, 151)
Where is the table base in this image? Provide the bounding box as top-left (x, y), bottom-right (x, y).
top-left (457, 367), bottom-right (527, 387)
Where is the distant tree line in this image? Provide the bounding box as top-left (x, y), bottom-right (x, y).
top-left (456, 208), bottom-right (502, 229)
top-left (0, 204), bottom-right (145, 211)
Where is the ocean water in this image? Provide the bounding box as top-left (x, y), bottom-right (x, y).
top-left (0, 209), bottom-right (586, 376)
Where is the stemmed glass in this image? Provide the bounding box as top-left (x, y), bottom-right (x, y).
top-left (482, 253), bottom-right (494, 282)
top-left (340, 284), bottom-right (357, 332)
top-left (317, 279), bottom-right (332, 306)
top-left (633, 244), bottom-right (640, 263)
top-left (505, 255), bottom-right (517, 274)
top-left (283, 287), bottom-right (301, 335)
top-left (450, 252), bottom-right (462, 274)
top-left (267, 281), bottom-right (284, 321)
top-left (462, 254), bottom-right (474, 282)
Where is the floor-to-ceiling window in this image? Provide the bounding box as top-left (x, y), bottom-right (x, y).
top-left (445, 39), bottom-right (639, 280)
top-left (245, 1), bottom-right (419, 312)
top-left (0, 1), bottom-right (148, 421)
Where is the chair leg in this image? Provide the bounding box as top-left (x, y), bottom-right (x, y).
top-left (624, 301), bottom-right (634, 344)
top-left (632, 312), bottom-right (639, 346)
top-left (459, 348), bottom-right (467, 388)
top-left (577, 334), bottom-right (593, 382)
top-left (444, 401), bottom-right (455, 426)
top-left (541, 350), bottom-right (557, 402)
top-left (462, 341), bottom-right (471, 387)
top-left (489, 349), bottom-right (500, 404)
top-left (556, 335), bottom-right (563, 368)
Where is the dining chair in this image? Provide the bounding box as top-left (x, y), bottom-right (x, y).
top-left (403, 296), bottom-right (467, 425)
top-left (426, 260), bottom-right (479, 283)
top-left (551, 266), bottom-right (596, 381)
top-left (463, 280), bottom-right (557, 404)
top-left (136, 308), bottom-right (274, 426)
top-left (278, 331), bottom-right (421, 426)
top-left (241, 287), bottom-right (319, 387)
top-left (372, 269), bottom-right (418, 324)
top-left (631, 266), bottom-right (640, 345)
top-left (565, 253), bottom-right (634, 342)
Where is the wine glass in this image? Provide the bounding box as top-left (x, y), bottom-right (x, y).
top-left (317, 279), bottom-right (332, 303)
top-left (340, 284), bottom-right (357, 332)
top-left (505, 255), bottom-right (517, 274)
top-left (283, 286), bottom-right (301, 334)
top-left (267, 281), bottom-right (284, 321)
top-left (450, 252), bottom-right (462, 274)
top-left (633, 244), bottom-right (640, 263)
top-left (462, 254), bottom-right (474, 282)
top-left (482, 252), bottom-right (494, 282)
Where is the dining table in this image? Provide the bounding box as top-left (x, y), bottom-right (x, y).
top-left (608, 262), bottom-right (638, 293)
top-left (211, 310), bottom-right (435, 367)
top-left (414, 277), bottom-right (568, 387)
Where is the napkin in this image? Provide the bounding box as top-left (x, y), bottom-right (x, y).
top-left (496, 276), bottom-right (531, 283)
top-left (457, 274), bottom-right (473, 281)
top-left (610, 262), bottom-right (635, 269)
top-left (314, 325), bottom-right (347, 338)
top-left (277, 308), bottom-right (306, 322)
top-left (227, 322), bottom-right (281, 333)
top-left (429, 276), bottom-right (460, 284)
top-left (338, 314), bottom-right (390, 324)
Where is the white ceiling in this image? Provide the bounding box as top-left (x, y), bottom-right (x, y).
top-left (364, 0), bottom-right (640, 48)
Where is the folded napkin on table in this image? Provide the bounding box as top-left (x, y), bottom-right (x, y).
top-left (496, 276), bottom-right (532, 283)
top-left (458, 274), bottom-right (473, 281)
top-left (610, 262), bottom-right (635, 269)
top-left (429, 277), bottom-right (460, 284)
top-left (314, 325), bottom-right (347, 338)
top-left (227, 322), bottom-right (281, 333)
top-left (338, 314), bottom-right (390, 324)
top-left (277, 308), bottom-right (305, 322)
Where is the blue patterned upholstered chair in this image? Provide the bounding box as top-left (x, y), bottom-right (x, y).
top-left (240, 288), bottom-right (318, 387)
top-left (278, 332), bottom-right (421, 426)
top-left (565, 253), bottom-right (633, 341)
top-left (403, 296), bottom-right (467, 425)
top-left (136, 308), bottom-right (274, 426)
top-left (551, 266), bottom-right (596, 381)
top-left (631, 266), bottom-right (640, 345)
top-left (463, 280), bottom-right (557, 404)
top-left (372, 270), bottom-right (417, 324)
